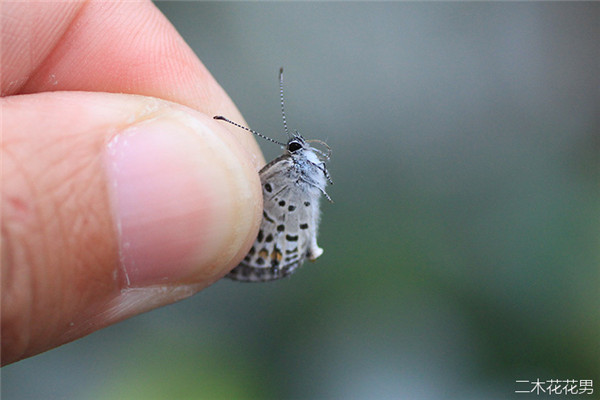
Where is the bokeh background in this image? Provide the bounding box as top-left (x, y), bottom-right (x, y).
top-left (3, 2), bottom-right (598, 399)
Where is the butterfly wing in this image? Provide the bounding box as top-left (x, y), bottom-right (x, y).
top-left (226, 156), bottom-right (322, 282)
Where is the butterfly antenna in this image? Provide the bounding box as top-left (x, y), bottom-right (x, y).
top-left (213, 116), bottom-right (285, 146)
top-left (279, 67), bottom-right (291, 137)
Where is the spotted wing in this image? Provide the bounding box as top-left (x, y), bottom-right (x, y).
top-left (226, 157), bottom-right (322, 282)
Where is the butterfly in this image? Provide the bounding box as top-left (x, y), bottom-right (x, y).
top-left (214, 68), bottom-right (332, 282)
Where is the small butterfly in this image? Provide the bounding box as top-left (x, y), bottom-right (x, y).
top-left (214, 68), bottom-right (332, 282)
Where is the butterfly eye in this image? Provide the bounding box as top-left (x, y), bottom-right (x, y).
top-left (288, 141), bottom-right (302, 153)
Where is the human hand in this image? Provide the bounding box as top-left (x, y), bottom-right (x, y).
top-left (1, 1), bottom-right (263, 365)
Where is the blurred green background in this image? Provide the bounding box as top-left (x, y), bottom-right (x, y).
top-left (3, 2), bottom-right (598, 399)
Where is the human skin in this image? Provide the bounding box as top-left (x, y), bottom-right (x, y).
top-left (1, 1), bottom-right (263, 365)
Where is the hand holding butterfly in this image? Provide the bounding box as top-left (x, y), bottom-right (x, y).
top-left (1, 2), bottom-right (263, 365)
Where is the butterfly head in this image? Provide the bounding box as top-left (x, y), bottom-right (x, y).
top-left (286, 133), bottom-right (331, 164)
top-left (286, 134), bottom-right (306, 155)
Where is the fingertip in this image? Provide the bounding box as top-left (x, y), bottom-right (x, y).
top-left (105, 108), bottom-right (262, 288)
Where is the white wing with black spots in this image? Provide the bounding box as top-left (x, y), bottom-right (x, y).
top-left (226, 152), bottom-right (327, 282)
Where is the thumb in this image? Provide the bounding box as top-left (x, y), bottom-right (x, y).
top-left (1, 92), bottom-right (262, 365)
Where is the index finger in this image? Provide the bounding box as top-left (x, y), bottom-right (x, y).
top-left (1, 0), bottom-right (264, 165)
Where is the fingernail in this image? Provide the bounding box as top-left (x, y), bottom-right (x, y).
top-left (105, 109), bottom-right (259, 288)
